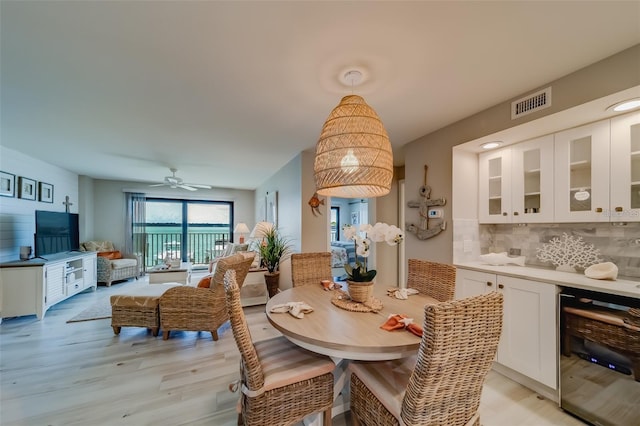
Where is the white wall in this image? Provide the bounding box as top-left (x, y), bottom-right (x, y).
top-left (0, 146), bottom-right (79, 262)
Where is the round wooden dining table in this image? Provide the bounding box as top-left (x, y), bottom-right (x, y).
top-left (265, 282), bottom-right (438, 361)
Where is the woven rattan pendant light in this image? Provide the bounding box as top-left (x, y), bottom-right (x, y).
top-left (314, 71), bottom-right (393, 198)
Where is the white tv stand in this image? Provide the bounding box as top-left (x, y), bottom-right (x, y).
top-left (0, 251), bottom-right (97, 320)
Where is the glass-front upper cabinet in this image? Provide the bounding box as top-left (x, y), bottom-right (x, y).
top-left (610, 110), bottom-right (640, 222)
top-left (478, 135), bottom-right (553, 224)
top-left (554, 119), bottom-right (610, 222)
top-left (479, 148), bottom-right (511, 223)
top-left (510, 135), bottom-right (554, 223)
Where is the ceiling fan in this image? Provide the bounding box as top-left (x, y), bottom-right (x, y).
top-left (149, 168), bottom-right (212, 191)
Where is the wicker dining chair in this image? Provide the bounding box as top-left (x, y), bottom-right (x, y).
top-left (349, 291), bottom-right (503, 426)
top-left (223, 269), bottom-right (335, 426)
top-left (291, 252), bottom-right (332, 287)
top-left (159, 252), bottom-right (254, 341)
top-left (407, 258), bottom-right (457, 302)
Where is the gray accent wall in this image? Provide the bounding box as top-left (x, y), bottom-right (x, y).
top-left (454, 219), bottom-right (640, 279)
top-left (406, 45), bottom-right (640, 269)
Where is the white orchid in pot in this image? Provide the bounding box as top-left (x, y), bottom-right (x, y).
top-left (343, 222), bottom-right (404, 291)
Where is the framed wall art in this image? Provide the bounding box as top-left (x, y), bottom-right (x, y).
top-left (351, 211), bottom-right (359, 225)
top-left (266, 191), bottom-right (278, 227)
top-left (18, 176), bottom-right (36, 200)
top-left (0, 171), bottom-right (15, 197)
top-left (38, 181), bottom-right (54, 203)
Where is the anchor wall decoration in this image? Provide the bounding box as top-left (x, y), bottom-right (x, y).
top-left (406, 165), bottom-right (446, 240)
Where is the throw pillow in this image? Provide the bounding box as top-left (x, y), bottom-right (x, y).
top-left (232, 243), bottom-right (249, 253)
top-left (97, 250), bottom-right (122, 260)
top-left (83, 240), bottom-right (115, 252)
top-left (197, 275), bottom-right (213, 288)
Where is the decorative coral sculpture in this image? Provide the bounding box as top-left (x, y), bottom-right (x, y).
top-left (536, 233), bottom-right (603, 272)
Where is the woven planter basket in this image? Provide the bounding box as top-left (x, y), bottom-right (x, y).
top-left (314, 95), bottom-right (393, 198)
top-left (347, 280), bottom-right (374, 303)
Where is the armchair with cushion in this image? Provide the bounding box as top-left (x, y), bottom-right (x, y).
top-left (80, 240), bottom-right (140, 287)
top-left (159, 252), bottom-right (255, 341)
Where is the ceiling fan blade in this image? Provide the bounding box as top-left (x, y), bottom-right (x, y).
top-left (179, 184), bottom-right (198, 191)
top-left (183, 183), bottom-right (212, 189)
top-left (149, 183), bottom-right (167, 187)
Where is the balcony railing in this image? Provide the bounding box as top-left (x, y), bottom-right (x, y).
top-left (135, 231), bottom-right (230, 270)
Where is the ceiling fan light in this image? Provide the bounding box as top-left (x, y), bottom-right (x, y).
top-left (314, 94), bottom-right (393, 198)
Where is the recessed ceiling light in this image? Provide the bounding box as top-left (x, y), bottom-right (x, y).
top-left (481, 141), bottom-right (502, 150)
top-left (608, 98), bottom-right (640, 112)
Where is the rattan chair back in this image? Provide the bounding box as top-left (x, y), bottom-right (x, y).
top-left (291, 252), bottom-right (332, 287)
top-left (407, 258), bottom-right (456, 302)
top-left (224, 269), bottom-right (335, 425)
top-left (224, 269), bottom-right (265, 391)
top-left (400, 291), bottom-right (504, 425)
top-left (159, 252), bottom-right (254, 341)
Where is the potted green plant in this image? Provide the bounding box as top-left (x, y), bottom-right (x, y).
top-left (256, 226), bottom-right (293, 297)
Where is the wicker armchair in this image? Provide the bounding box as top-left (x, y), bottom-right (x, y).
top-left (349, 292), bottom-right (504, 426)
top-left (81, 240), bottom-right (140, 287)
top-left (159, 253), bottom-right (254, 341)
top-left (407, 258), bottom-right (456, 302)
top-left (223, 269), bottom-right (335, 426)
top-left (291, 252), bottom-right (332, 287)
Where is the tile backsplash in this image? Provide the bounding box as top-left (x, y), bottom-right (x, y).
top-left (453, 220), bottom-right (640, 279)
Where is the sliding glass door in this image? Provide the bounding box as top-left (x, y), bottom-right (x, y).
top-left (143, 199), bottom-right (233, 270)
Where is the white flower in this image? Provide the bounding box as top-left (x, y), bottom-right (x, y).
top-left (341, 222), bottom-right (404, 281)
top-left (369, 222), bottom-right (389, 242)
top-left (385, 225), bottom-right (404, 245)
top-left (356, 238), bottom-right (371, 257)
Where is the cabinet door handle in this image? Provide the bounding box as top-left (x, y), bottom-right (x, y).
top-left (486, 281), bottom-right (493, 287)
top-left (513, 211), bottom-right (519, 216)
top-left (615, 206), bottom-right (623, 212)
top-left (595, 207), bottom-right (603, 213)
top-left (498, 284), bottom-right (504, 289)
top-left (502, 212), bottom-right (508, 216)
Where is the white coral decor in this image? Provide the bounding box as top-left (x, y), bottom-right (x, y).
top-left (536, 233), bottom-right (603, 272)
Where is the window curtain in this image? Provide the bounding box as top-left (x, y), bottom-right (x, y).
top-left (125, 192), bottom-right (146, 273)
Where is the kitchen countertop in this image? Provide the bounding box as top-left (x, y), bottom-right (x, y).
top-left (454, 261), bottom-right (640, 299)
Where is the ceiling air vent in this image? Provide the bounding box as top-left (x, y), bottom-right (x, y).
top-left (511, 87), bottom-right (551, 120)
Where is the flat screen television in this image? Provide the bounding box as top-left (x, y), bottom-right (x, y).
top-left (34, 210), bottom-right (80, 257)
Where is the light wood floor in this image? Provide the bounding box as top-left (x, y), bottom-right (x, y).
top-left (0, 273), bottom-right (586, 426)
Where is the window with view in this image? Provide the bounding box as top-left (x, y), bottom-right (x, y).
top-left (140, 199), bottom-right (233, 270)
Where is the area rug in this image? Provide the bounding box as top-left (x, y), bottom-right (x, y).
top-left (67, 297), bottom-right (112, 323)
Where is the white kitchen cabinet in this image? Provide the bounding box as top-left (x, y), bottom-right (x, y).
top-left (554, 119), bottom-right (610, 222)
top-left (479, 135), bottom-right (554, 224)
top-left (454, 268), bottom-right (496, 298)
top-left (610, 110), bottom-right (640, 222)
top-left (496, 275), bottom-right (557, 389)
top-left (455, 268), bottom-right (558, 390)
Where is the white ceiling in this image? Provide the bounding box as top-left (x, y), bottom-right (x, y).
top-left (1, 1), bottom-right (639, 190)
